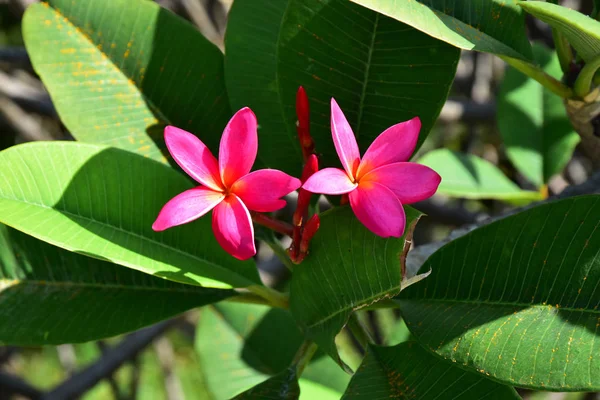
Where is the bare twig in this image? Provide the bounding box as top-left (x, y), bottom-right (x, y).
top-left (0, 371), bottom-right (42, 400)
top-left (0, 70), bottom-right (56, 117)
top-left (413, 199), bottom-right (483, 226)
top-left (180, 0), bottom-right (223, 49)
top-left (0, 47), bottom-right (31, 68)
top-left (0, 94), bottom-right (53, 141)
top-left (97, 341), bottom-right (124, 400)
top-left (42, 321), bottom-right (173, 400)
top-left (56, 344), bottom-right (77, 376)
top-left (406, 172), bottom-right (600, 277)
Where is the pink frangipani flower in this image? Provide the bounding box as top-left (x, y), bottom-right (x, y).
top-left (303, 99), bottom-right (441, 238)
top-left (153, 108), bottom-right (301, 260)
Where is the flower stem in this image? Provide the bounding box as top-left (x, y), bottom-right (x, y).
top-left (500, 55), bottom-right (574, 98)
top-left (263, 236), bottom-right (296, 271)
top-left (574, 54), bottom-right (600, 98)
top-left (251, 212), bottom-right (294, 237)
top-left (291, 341), bottom-right (319, 376)
top-left (226, 292), bottom-right (272, 306)
top-left (247, 285), bottom-right (289, 309)
top-left (552, 30), bottom-right (573, 74)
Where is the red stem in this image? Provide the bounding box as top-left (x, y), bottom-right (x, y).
top-left (251, 212), bottom-right (294, 237)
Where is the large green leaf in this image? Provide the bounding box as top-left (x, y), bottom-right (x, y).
top-left (498, 43), bottom-right (579, 188)
top-left (400, 195), bottom-right (600, 391)
top-left (520, 1), bottom-right (600, 63)
top-left (0, 225), bottom-right (233, 345)
top-left (290, 206), bottom-right (422, 366)
top-left (418, 149), bottom-right (543, 202)
top-left (195, 303), bottom-right (349, 399)
top-left (342, 342), bottom-right (520, 399)
top-left (0, 142), bottom-right (260, 289)
top-left (350, 0), bottom-right (532, 60)
top-left (23, 0), bottom-right (230, 163)
top-left (226, 0), bottom-right (459, 175)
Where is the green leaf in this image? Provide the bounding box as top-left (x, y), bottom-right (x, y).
top-left (520, 1), bottom-right (600, 63)
top-left (0, 224), bottom-right (233, 345)
top-left (400, 195), bottom-right (600, 391)
top-left (418, 149), bottom-right (543, 202)
top-left (350, 0), bottom-right (533, 60)
top-left (290, 206), bottom-right (422, 367)
top-left (0, 142), bottom-right (260, 289)
top-left (23, 0), bottom-right (230, 163)
top-left (342, 342), bottom-right (520, 399)
top-left (498, 43), bottom-right (579, 187)
top-left (232, 368), bottom-right (300, 400)
top-left (226, 0), bottom-right (460, 174)
top-left (196, 303), bottom-right (349, 399)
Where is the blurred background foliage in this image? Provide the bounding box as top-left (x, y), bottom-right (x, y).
top-left (0, 0), bottom-right (598, 399)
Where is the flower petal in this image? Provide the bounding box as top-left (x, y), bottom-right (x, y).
top-left (361, 162), bottom-right (441, 204)
top-left (356, 117), bottom-right (421, 178)
top-left (302, 168), bottom-right (357, 195)
top-left (212, 194), bottom-right (256, 260)
top-left (164, 126), bottom-right (223, 191)
top-left (152, 187), bottom-right (224, 231)
top-left (219, 107), bottom-right (258, 187)
top-left (349, 181), bottom-right (406, 238)
top-left (331, 98), bottom-right (360, 178)
top-left (231, 169), bottom-right (302, 212)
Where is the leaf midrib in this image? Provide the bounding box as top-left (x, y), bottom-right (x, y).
top-left (0, 195), bottom-right (257, 288)
top-left (400, 297), bottom-right (600, 314)
top-left (0, 278), bottom-right (221, 294)
top-left (306, 286), bottom-right (400, 329)
top-left (355, 12), bottom-right (379, 139)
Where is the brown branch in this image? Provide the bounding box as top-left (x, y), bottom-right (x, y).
top-left (42, 320), bottom-right (173, 400)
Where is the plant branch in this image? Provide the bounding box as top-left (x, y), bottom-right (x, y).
top-left (41, 320), bottom-right (173, 400)
top-left (0, 371), bottom-right (42, 400)
top-left (247, 285), bottom-right (289, 309)
top-left (574, 55), bottom-right (600, 98)
top-left (291, 341), bottom-right (318, 377)
top-left (552, 29), bottom-right (573, 74)
top-left (500, 55), bottom-right (574, 98)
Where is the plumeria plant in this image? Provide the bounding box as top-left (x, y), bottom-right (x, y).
top-left (1, 0), bottom-right (600, 398)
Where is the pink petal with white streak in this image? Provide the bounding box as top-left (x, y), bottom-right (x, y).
top-left (164, 126), bottom-right (223, 191)
top-left (212, 194), bottom-right (256, 260)
top-left (331, 98), bottom-right (360, 178)
top-left (219, 108), bottom-right (258, 187)
top-left (302, 168), bottom-right (357, 195)
top-left (152, 187), bottom-right (224, 231)
top-left (349, 181), bottom-right (406, 238)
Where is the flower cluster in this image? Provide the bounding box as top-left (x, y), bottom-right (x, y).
top-left (153, 94), bottom-right (441, 260)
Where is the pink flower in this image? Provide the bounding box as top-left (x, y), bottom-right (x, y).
top-left (153, 108), bottom-right (301, 260)
top-left (303, 99), bottom-right (441, 238)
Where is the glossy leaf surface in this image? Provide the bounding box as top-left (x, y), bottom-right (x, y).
top-left (400, 195), bottom-right (600, 391)
top-left (0, 142), bottom-right (260, 289)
